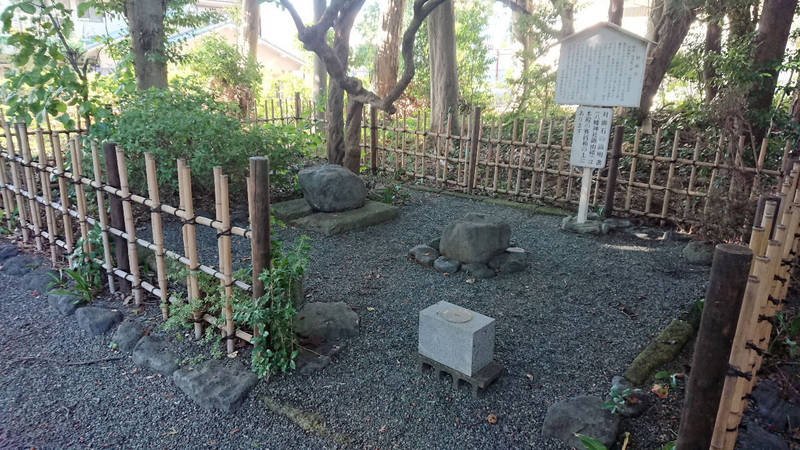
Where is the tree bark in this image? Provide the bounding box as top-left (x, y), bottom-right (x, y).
top-left (312, 0), bottom-right (327, 107)
top-left (748, 0), bottom-right (798, 143)
top-left (704, 20), bottom-right (722, 102)
top-left (343, 99), bottom-right (364, 172)
top-left (608, 0), bottom-right (623, 26)
top-left (645, 0), bottom-right (663, 41)
top-left (125, 0), bottom-right (167, 90)
top-left (374, 0), bottom-right (406, 97)
top-left (240, 0), bottom-right (259, 59)
top-left (428, 0), bottom-right (460, 134)
top-left (637, 0), bottom-right (696, 122)
top-left (552, 0), bottom-right (575, 37)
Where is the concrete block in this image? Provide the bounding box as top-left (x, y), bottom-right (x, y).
top-left (418, 301), bottom-right (494, 376)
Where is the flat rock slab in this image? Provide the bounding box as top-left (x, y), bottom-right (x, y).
top-left (133, 336), bottom-right (179, 375)
top-left (433, 256), bottom-right (460, 273)
top-left (294, 302), bottom-right (359, 341)
top-left (294, 341), bottom-right (345, 375)
top-left (409, 245), bottom-right (439, 267)
top-left (112, 321), bottom-right (146, 353)
top-left (1, 254), bottom-right (42, 276)
top-left (75, 307), bottom-right (122, 335)
top-left (291, 201), bottom-right (399, 236)
top-left (173, 360), bottom-right (258, 413)
top-left (624, 319), bottom-right (694, 385)
top-left (48, 293), bottom-right (83, 317)
top-left (22, 268), bottom-right (56, 296)
top-left (0, 243), bottom-right (18, 262)
top-left (542, 396), bottom-right (620, 448)
top-left (271, 198), bottom-right (313, 222)
top-left (561, 216), bottom-right (609, 235)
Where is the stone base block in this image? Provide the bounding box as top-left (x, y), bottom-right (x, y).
top-left (272, 198), bottom-right (314, 222)
top-left (419, 354), bottom-right (504, 398)
top-left (291, 201), bottom-right (399, 236)
top-left (173, 360), bottom-right (258, 413)
top-left (418, 301), bottom-right (494, 376)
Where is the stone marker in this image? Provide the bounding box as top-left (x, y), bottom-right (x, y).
top-left (418, 301), bottom-right (494, 376)
top-left (173, 360), bottom-right (258, 413)
top-left (439, 213), bottom-right (511, 263)
top-left (23, 269), bottom-right (56, 296)
top-left (132, 336), bottom-right (179, 375)
top-left (75, 307), bottom-right (122, 335)
top-left (294, 302), bottom-right (359, 341)
top-left (542, 396), bottom-right (620, 448)
top-left (48, 293), bottom-right (83, 316)
top-left (298, 164), bottom-right (367, 212)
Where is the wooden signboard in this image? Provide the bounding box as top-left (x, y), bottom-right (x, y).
top-left (569, 106), bottom-right (613, 169)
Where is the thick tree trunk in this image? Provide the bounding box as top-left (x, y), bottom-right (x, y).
top-left (428, 0), bottom-right (460, 134)
top-left (704, 20), bottom-right (722, 102)
top-left (645, 0), bottom-right (663, 41)
top-left (240, 0), bottom-right (259, 59)
top-left (637, 0), bottom-right (696, 122)
top-left (374, 0), bottom-right (406, 97)
top-left (126, 0), bottom-right (167, 90)
top-left (728, 6), bottom-right (755, 39)
top-left (748, 0), bottom-right (798, 143)
top-left (608, 0), bottom-right (623, 26)
top-left (312, 0), bottom-right (327, 107)
top-left (553, 0), bottom-right (575, 37)
top-left (343, 99), bottom-right (364, 172)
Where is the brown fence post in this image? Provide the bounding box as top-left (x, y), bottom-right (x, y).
top-left (249, 156), bottom-right (270, 338)
top-left (103, 142), bottom-right (130, 293)
top-left (370, 107), bottom-right (378, 175)
top-left (603, 125), bottom-right (624, 218)
top-left (294, 92), bottom-right (302, 125)
top-left (676, 243), bottom-right (753, 450)
top-left (467, 106), bottom-right (482, 193)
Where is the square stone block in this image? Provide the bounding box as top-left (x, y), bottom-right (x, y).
top-left (418, 301), bottom-right (495, 376)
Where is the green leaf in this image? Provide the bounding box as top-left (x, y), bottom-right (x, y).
top-left (575, 434), bottom-right (608, 450)
top-left (18, 2), bottom-right (36, 14)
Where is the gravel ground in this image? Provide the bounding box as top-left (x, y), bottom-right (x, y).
top-left (1, 189), bottom-right (711, 449)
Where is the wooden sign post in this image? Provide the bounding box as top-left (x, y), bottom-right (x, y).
top-left (554, 22), bottom-right (651, 224)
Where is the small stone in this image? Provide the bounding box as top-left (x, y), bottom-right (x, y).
top-left (294, 302), bottom-right (359, 341)
top-left (440, 213), bottom-right (511, 263)
top-left (22, 269), bottom-right (57, 296)
top-left (462, 263), bottom-right (496, 279)
top-left (611, 376), bottom-right (632, 392)
top-left (487, 252), bottom-right (528, 274)
top-left (298, 164), bottom-right (367, 212)
top-left (428, 237), bottom-right (441, 252)
top-left (409, 245), bottom-right (439, 267)
top-left (112, 320), bottom-right (146, 353)
top-left (173, 360), bottom-right (258, 413)
top-left (506, 247), bottom-right (525, 253)
top-left (561, 216), bottom-right (604, 235)
top-left (48, 293), bottom-right (83, 316)
top-left (0, 243), bottom-right (18, 262)
top-left (542, 396), bottom-right (620, 448)
top-left (662, 230), bottom-right (693, 242)
top-left (1, 254), bottom-right (41, 276)
top-left (433, 256), bottom-right (460, 273)
top-left (75, 307), bottom-right (122, 335)
top-left (132, 336), bottom-right (179, 375)
top-left (603, 218), bottom-right (632, 230)
top-left (682, 241), bottom-right (714, 265)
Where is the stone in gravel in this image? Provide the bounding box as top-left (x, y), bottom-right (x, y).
top-left (295, 342), bottom-right (344, 375)
top-left (272, 198), bottom-right (313, 221)
top-left (610, 376), bottom-right (650, 418)
top-left (603, 218), bottom-right (632, 230)
top-left (48, 293), bottom-right (83, 316)
top-left (75, 307), bottom-right (122, 335)
top-left (542, 396), bottom-right (619, 448)
top-left (418, 301), bottom-right (494, 376)
top-left (132, 336), bottom-right (179, 375)
top-left (173, 360), bottom-right (258, 413)
top-left (1, 254), bottom-right (41, 276)
top-left (112, 321), bottom-right (145, 353)
top-left (624, 319), bottom-right (695, 385)
top-left (682, 240), bottom-right (714, 265)
top-left (0, 243), bottom-right (18, 262)
top-left (462, 263), bottom-right (496, 279)
top-left (561, 216), bottom-right (609, 235)
top-left (752, 380), bottom-right (800, 432)
top-left (22, 268), bottom-right (56, 296)
top-left (662, 230), bottom-right (693, 242)
top-left (291, 201), bottom-right (399, 236)
top-left (427, 237), bottom-right (440, 252)
top-left (487, 252), bottom-right (527, 274)
top-left (440, 213), bottom-right (510, 264)
top-left (298, 164), bottom-right (367, 212)
top-left (294, 302), bottom-right (359, 341)
top-left (409, 245), bottom-right (439, 267)
top-left (737, 420), bottom-right (788, 450)
top-left (433, 256), bottom-right (460, 273)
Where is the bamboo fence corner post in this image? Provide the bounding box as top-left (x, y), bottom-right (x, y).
top-left (114, 146), bottom-right (142, 306)
top-left (676, 243), bottom-right (753, 450)
top-left (249, 157), bottom-right (270, 340)
top-left (214, 167), bottom-right (235, 354)
top-left (603, 125), bottom-right (624, 218)
top-left (467, 107), bottom-right (482, 193)
top-left (144, 153), bottom-right (168, 319)
top-left (370, 107), bottom-right (378, 175)
top-left (17, 122), bottom-right (43, 251)
top-left (103, 142), bottom-right (130, 293)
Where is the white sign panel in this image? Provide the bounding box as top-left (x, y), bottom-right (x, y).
top-left (570, 106), bottom-right (613, 169)
top-left (554, 25), bottom-right (648, 107)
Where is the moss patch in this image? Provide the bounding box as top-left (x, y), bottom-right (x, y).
top-left (261, 396), bottom-right (350, 445)
top-left (624, 319), bottom-right (695, 386)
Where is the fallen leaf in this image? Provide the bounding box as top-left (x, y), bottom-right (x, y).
top-left (379, 425), bottom-right (387, 433)
top-left (227, 351), bottom-right (238, 358)
top-left (366, 306), bottom-right (376, 311)
top-left (229, 428), bottom-right (239, 435)
top-left (651, 383), bottom-right (669, 399)
top-left (163, 429), bottom-right (178, 436)
top-left (525, 373), bottom-right (534, 381)
top-left (487, 414), bottom-right (498, 424)
top-left (466, 278), bottom-right (476, 284)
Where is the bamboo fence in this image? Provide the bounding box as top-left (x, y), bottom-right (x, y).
top-left (0, 113), bottom-right (273, 350)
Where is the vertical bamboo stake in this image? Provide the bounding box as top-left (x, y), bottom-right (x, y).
top-left (294, 92), bottom-right (302, 125)
top-left (370, 106), bottom-right (378, 175)
top-left (214, 167), bottom-right (235, 354)
top-left (70, 137), bottom-right (91, 256)
top-left (703, 135), bottom-right (724, 217)
top-left (278, 98), bottom-right (285, 125)
top-left (35, 127), bottom-right (57, 263)
top-left (466, 107), bottom-right (481, 193)
top-left (249, 157), bottom-right (270, 340)
top-left (103, 143), bottom-right (128, 292)
top-left (421, 112), bottom-right (428, 179)
top-left (443, 114), bottom-right (453, 183)
top-left (434, 114), bottom-right (444, 182)
top-left (684, 137), bottom-right (701, 220)
top-left (514, 120), bottom-right (528, 196)
top-left (145, 153), bottom-right (168, 318)
top-left (644, 128), bottom-right (662, 215)
top-left (3, 119), bottom-right (30, 243)
top-left (115, 147), bottom-right (142, 306)
top-left (529, 119), bottom-right (544, 196)
top-left (660, 129), bottom-right (680, 219)
top-left (555, 119), bottom-right (568, 200)
top-left (17, 123), bottom-right (43, 250)
top-left (177, 160), bottom-right (202, 338)
top-left (491, 119), bottom-right (501, 192)
top-left (624, 128), bottom-right (641, 211)
top-left (90, 142), bottom-right (115, 293)
top-left (0, 142), bottom-right (15, 233)
top-left (539, 120), bottom-right (554, 198)
top-left (54, 133), bottom-right (74, 260)
top-left (750, 137), bottom-right (769, 200)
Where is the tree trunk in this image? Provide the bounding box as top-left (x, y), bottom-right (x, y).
top-left (126, 0), bottom-right (167, 90)
top-left (343, 99), bottom-right (364, 172)
top-left (428, 0), bottom-right (460, 134)
top-left (240, 0), bottom-right (259, 59)
top-left (704, 20), bottom-right (722, 102)
top-left (645, 0), bottom-right (663, 41)
top-left (312, 0), bottom-right (327, 107)
top-left (608, 0), bottom-right (623, 26)
top-left (374, 0), bottom-right (406, 97)
top-left (748, 0), bottom-right (798, 143)
top-left (552, 0), bottom-right (575, 38)
top-left (728, 5), bottom-right (755, 39)
top-left (637, 0), bottom-right (696, 122)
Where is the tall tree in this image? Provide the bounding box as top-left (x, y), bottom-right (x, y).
top-left (374, 0), bottom-right (406, 97)
top-left (240, 0), bottom-right (260, 58)
top-left (312, 0), bottom-right (327, 107)
top-left (703, 19), bottom-right (722, 102)
top-left (428, 0), bottom-right (460, 134)
top-left (608, 0), bottom-right (623, 25)
top-left (125, 0), bottom-right (168, 90)
top-left (552, 0), bottom-right (574, 37)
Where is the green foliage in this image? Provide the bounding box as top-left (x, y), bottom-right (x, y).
top-left (48, 223), bottom-right (105, 303)
top-left (379, 183), bottom-right (409, 205)
top-left (655, 370), bottom-right (682, 389)
top-left (575, 434), bottom-right (607, 450)
top-left (601, 385), bottom-right (631, 415)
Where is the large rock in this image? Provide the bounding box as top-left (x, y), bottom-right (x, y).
top-left (298, 164), bottom-right (367, 212)
top-left (294, 302), bottom-right (359, 341)
top-left (683, 241), bottom-right (714, 265)
top-left (174, 360), bottom-right (258, 413)
top-left (542, 396), bottom-right (620, 448)
top-left (75, 307), bottom-right (122, 335)
top-left (48, 293), bottom-right (83, 316)
top-left (132, 336), bottom-right (179, 375)
top-left (439, 213), bottom-right (511, 264)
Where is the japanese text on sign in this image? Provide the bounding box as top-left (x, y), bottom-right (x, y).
top-left (570, 106), bottom-right (612, 169)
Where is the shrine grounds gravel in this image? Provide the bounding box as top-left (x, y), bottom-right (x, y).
top-left (0, 189), bottom-right (711, 449)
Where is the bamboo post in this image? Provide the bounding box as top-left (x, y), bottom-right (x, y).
top-left (90, 142), bottom-right (115, 293)
top-left (249, 157), bottom-right (270, 340)
top-left (177, 159), bottom-right (203, 339)
top-left (214, 167), bottom-right (235, 354)
top-left (676, 243), bottom-right (753, 450)
top-left (506, 119), bottom-right (517, 192)
top-left (703, 135), bottom-right (724, 217)
top-left (529, 119), bottom-right (544, 196)
top-left (414, 111), bottom-right (422, 177)
top-left (749, 137), bottom-right (769, 199)
top-left (491, 119), bottom-right (501, 192)
top-left (145, 153), bottom-right (168, 319)
top-left (684, 138), bottom-right (701, 220)
top-left (115, 146), bottom-right (142, 306)
top-left (4, 119), bottom-right (30, 243)
top-left (103, 143), bottom-right (129, 293)
top-left (466, 107), bottom-right (481, 192)
top-left (624, 128), bottom-right (641, 211)
top-left (294, 92), bottom-right (302, 125)
top-left (661, 129), bottom-right (680, 219)
top-left (70, 137), bottom-right (91, 257)
top-left (53, 132), bottom-right (74, 261)
top-left (644, 128), bottom-right (662, 215)
top-left (603, 125), bottom-right (624, 218)
top-left (538, 120), bottom-right (553, 197)
top-left (420, 112), bottom-right (428, 178)
top-left (17, 123), bottom-right (43, 250)
top-left (514, 120), bottom-right (527, 196)
top-left (576, 167), bottom-right (592, 223)
top-left (370, 106), bottom-right (378, 175)
top-left (35, 128), bottom-right (57, 263)
top-left (0, 147), bottom-right (14, 232)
